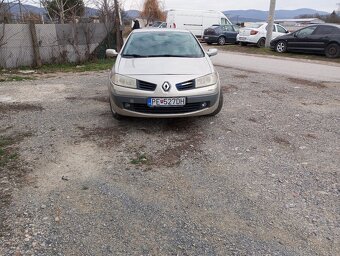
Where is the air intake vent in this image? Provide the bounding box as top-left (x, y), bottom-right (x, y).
top-left (137, 80), bottom-right (157, 91)
top-left (176, 80), bottom-right (195, 91)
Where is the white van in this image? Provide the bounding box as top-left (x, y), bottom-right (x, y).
top-left (166, 9), bottom-right (232, 38)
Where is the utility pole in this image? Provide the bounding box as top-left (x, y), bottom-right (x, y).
top-left (265, 0), bottom-right (276, 48)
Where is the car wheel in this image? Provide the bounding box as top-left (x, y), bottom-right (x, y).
top-left (218, 36), bottom-right (226, 45)
top-left (325, 43), bottom-right (340, 58)
top-left (240, 42), bottom-right (247, 46)
top-left (275, 41), bottom-right (287, 53)
top-left (109, 97), bottom-right (124, 120)
top-left (207, 90), bottom-right (223, 116)
top-left (257, 38), bottom-right (266, 48)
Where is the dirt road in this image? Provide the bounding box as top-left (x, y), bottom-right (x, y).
top-left (0, 66), bottom-right (339, 255)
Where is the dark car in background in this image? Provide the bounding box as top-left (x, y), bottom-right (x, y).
top-left (271, 24), bottom-right (340, 58)
top-left (203, 24), bottom-right (239, 45)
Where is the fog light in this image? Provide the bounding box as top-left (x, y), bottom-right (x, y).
top-left (201, 102), bottom-right (207, 108)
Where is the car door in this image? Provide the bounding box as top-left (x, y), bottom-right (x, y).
top-left (224, 25), bottom-right (238, 43)
top-left (308, 25), bottom-right (338, 52)
top-left (288, 26), bottom-right (318, 52)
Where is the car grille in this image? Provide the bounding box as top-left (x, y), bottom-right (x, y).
top-left (176, 80), bottom-right (195, 91)
top-left (137, 80), bottom-right (157, 91)
top-left (125, 102), bottom-right (209, 114)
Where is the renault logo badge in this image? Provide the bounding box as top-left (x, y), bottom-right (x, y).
top-left (162, 82), bottom-right (171, 92)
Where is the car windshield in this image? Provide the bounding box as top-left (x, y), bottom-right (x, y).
top-left (122, 31), bottom-right (205, 58)
top-left (245, 23), bottom-right (264, 29)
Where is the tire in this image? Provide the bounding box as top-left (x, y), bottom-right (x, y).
top-left (257, 38), bottom-right (266, 48)
top-left (218, 36), bottom-right (226, 45)
top-left (240, 42), bottom-right (247, 46)
top-left (325, 43), bottom-right (340, 58)
top-left (207, 90), bottom-right (223, 116)
top-left (109, 97), bottom-right (124, 120)
top-left (275, 40), bottom-right (287, 53)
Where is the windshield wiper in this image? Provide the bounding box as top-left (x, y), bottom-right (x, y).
top-left (147, 54), bottom-right (198, 58)
top-left (122, 54), bottom-right (149, 58)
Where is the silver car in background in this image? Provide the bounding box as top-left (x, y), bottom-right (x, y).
top-left (106, 29), bottom-right (223, 119)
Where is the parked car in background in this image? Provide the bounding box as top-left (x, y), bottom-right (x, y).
top-left (166, 9), bottom-right (232, 39)
top-left (151, 21), bottom-right (167, 28)
top-left (271, 24), bottom-right (340, 58)
top-left (237, 22), bottom-right (288, 47)
top-left (203, 24), bottom-right (240, 45)
top-left (106, 29), bottom-right (223, 119)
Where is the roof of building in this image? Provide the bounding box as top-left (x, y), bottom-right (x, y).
top-left (274, 18), bottom-right (325, 23)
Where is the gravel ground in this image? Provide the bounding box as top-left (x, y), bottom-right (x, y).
top-left (0, 67), bottom-right (339, 255)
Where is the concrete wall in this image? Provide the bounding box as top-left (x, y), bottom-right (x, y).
top-left (0, 23), bottom-right (111, 68)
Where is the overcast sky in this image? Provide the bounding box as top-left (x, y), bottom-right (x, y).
top-left (122, 0), bottom-right (339, 12)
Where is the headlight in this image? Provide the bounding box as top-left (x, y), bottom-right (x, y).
top-left (111, 73), bottom-right (137, 89)
top-left (195, 73), bottom-right (218, 88)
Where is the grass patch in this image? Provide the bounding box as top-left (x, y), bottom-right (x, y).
top-left (0, 75), bottom-right (35, 82)
top-left (130, 153), bottom-right (149, 165)
top-left (35, 58), bottom-right (115, 73)
top-left (0, 59), bottom-right (115, 82)
top-left (220, 44), bottom-right (340, 64)
top-left (0, 136), bottom-right (17, 167)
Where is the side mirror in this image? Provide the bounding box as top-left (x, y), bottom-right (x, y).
top-left (285, 30), bottom-right (289, 34)
top-left (207, 48), bottom-right (218, 57)
top-left (294, 33), bottom-right (298, 38)
top-left (106, 49), bottom-right (118, 58)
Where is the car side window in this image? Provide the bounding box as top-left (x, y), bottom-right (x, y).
top-left (296, 26), bottom-right (317, 38)
top-left (277, 25), bottom-right (287, 33)
top-left (313, 25), bottom-right (338, 35)
top-left (233, 25), bottom-right (240, 32)
top-left (221, 18), bottom-right (228, 25)
top-left (266, 25), bottom-right (276, 32)
top-left (225, 25), bottom-right (233, 32)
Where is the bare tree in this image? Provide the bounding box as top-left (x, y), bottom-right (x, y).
top-left (40, 0), bottom-right (85, 23)
top-left (141, 0), bottom-right (165, 25)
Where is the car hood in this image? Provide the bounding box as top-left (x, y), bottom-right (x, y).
top-left (116, 56), bottom-right (212, 75)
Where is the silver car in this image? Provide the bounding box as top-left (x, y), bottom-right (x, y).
top-left (106, 29), bottom-right (223, 119)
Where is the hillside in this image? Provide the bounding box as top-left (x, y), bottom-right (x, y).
top-left (224, 8), bottom-right (329, 23)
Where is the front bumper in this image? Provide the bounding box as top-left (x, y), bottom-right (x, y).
top-left (108, 81), bottom-right (221, 118)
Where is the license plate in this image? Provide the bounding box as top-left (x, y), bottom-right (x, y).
top-left (238, 37), bottom-right (246, 41)
top-left (147, 97), bottom-right (186, 107)
top-left (204, 36), bottom-right (209, 39)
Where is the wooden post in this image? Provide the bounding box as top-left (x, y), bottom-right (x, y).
top-left (29, 21), bottom-right (42, 67)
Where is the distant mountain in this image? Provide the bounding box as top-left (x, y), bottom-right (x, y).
top-left (223, 8), bottom-right (329, 22)
top-left (125, 10), bottom-right (141, 19)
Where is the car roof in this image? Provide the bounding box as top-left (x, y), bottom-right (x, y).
top-left (319, 23), bottom-right (340, 28)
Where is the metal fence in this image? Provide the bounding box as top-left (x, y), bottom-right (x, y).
top-left (0, 22), bottom-right (114, 68)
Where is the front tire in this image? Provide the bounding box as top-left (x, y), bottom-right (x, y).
top-left (275, 40), bottom-right (287, 53)
top-left (218, 36), bottom-right (226, 46)
top-left (325, 43), bottom-right (340, 58)
top-left (257, 38), bottom-right (266, 48)
top-left (207, 91), bottom-right (223, 116)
